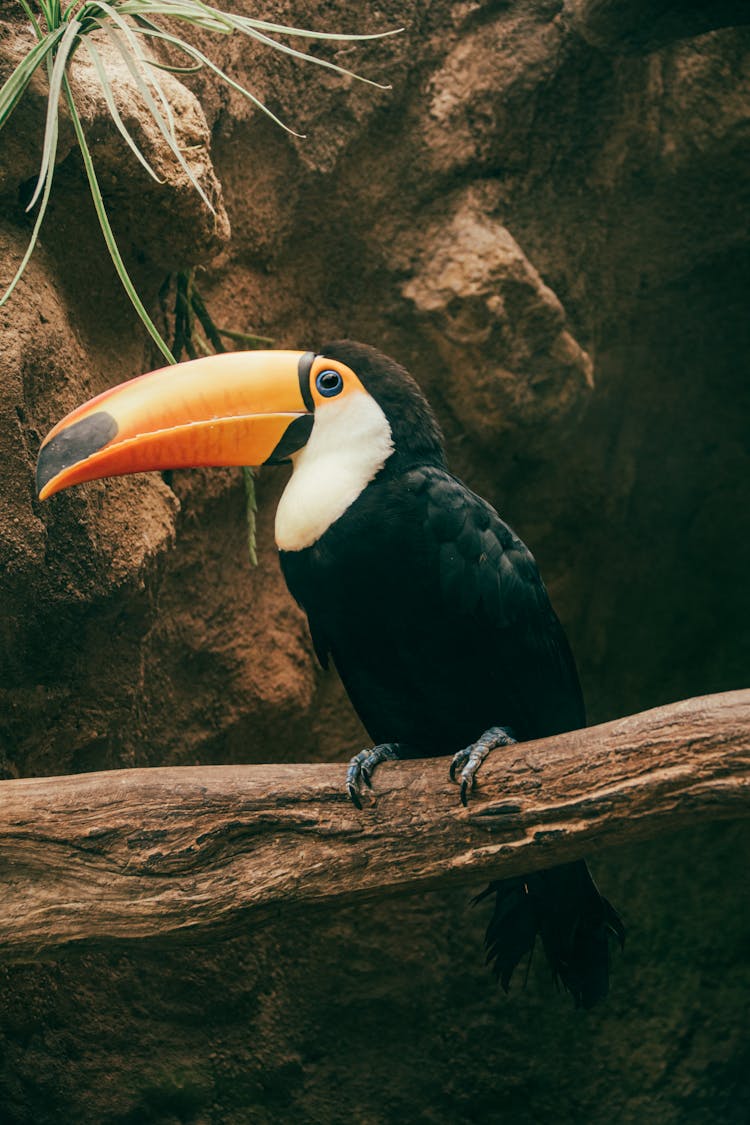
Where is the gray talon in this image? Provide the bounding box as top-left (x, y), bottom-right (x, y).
top-left (347, 783), bottom-right (362, 810)
top-left (451, 726), bottom-right (517, 805)
top-left (449, 746), bottom-right (470, 781)
top-left (345, 743), bottom-right (401, 807)
top-left (346, 749), bottom-right (370, 808)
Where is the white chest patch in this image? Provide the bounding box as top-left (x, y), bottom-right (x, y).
top-left (275, 390), bottom-right (394, 552)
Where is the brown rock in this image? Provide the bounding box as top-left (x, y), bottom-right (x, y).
top-left (0, 19), bottom-right (230, 267)
top-left (565, 0), bottom-right (750, 54)
top-left (401, 190), bottom-right (593, 444)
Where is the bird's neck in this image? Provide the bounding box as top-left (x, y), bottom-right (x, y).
top-left (274, 391), bottom-right (395, 552)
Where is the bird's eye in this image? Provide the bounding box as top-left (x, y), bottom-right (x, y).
top-left (315, 368), bottom-right (344, 397)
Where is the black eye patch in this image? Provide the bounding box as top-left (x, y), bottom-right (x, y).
top-left (297, 352), bottom-right (316, 412)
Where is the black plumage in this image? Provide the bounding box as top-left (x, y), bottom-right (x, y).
top-left (282, 462), bottom-right (584, 751)
top-left (280, 341), bottom-right (623, 1006)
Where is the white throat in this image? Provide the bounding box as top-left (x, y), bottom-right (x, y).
top-left (275, 391), bottom-right (394, 552)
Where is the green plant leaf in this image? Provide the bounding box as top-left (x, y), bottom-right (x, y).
top-left (26, 17), bottom-right (82, 212)
top-left (117, 1), bottom-right (403, 42)
top-left (144, 57), bottom-right (203, 75)
top-left (235, 22), bottom-right (393, 90)
top-left (229, 16), bottom-right (405, 42)
top-left (125, 0), bottom-right (396, 88)
top-left (0, 25), bottom-right (66, 130)
top-left (121, 2), bottom-right (231, 36)
top-left (242, 465), bottom-right (258, 568)
top-left (62, 73), bottom-right (175, 364)
top-left (99, 20), bottom-right (213, 209)
top-left (0, 104), bottom-right (58, 306)
top-left (84, 36), bottom-right (164, 183)
top-left (35, 0), bottom-right (58, 31)
top-left (2, 0), bottom-right (396, 382)
top-left (188, 278), bottom-right (224, 353)
top-left (93, 0), bottom-right (181, 140)
top-left (15, 0), bottom-right (44, 39)
top-left (216, 327), bottom-right (273, 349)
top-left (134, 26), bottom-right (305, 137)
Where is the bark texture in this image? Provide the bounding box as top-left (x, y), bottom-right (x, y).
top-left (1, 690), bottom-right (748, 959)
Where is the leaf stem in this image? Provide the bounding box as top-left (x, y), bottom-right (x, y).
top-left (62, 73), bottom-right (175, 364)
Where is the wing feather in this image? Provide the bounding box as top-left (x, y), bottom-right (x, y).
top-left (411, 467), bottom-right (585, 738)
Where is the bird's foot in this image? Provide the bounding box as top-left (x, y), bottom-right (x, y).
top-left (450, 726), bottom-right (516, 807)
top-left (346, 743), bottom-right (403, 809)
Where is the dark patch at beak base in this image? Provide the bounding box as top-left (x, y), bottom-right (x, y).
top-left (264, 414), bottom-right (314, 465)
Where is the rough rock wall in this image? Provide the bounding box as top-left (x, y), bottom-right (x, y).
top-left (0, 1), bottom-right (749, 1122)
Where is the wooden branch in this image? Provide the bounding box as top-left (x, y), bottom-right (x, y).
top-left (0, 690), bottom-right (748, 960)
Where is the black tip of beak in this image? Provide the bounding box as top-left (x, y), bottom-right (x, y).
top-left (36, 411), bottom-right (118, 497)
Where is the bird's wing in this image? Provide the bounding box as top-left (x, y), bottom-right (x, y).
top-left (405, 466), bottom-right (585, 738)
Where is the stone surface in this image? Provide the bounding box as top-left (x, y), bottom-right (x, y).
top-left (565, 0), bottom-right (750, 54)
top-left (0, 0), bottom-right (749, 1121)
top-left (401, 188), bottom-right (593, 445)
top-left (0, 19), bottom-right (230, 267)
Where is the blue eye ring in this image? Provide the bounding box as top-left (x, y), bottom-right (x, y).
top-left (315, 368), bottom-right (344, 397)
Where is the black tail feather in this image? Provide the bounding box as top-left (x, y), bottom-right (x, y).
top-left (473, 878), bottom-right (540, 994)
top-left (477, 861), bottom-right (624, 1008)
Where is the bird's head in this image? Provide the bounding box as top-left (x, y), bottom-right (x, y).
top-left (36, 340), bottom-right (445, 549)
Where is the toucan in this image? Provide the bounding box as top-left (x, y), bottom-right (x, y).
top-left (37, 340), bottom-right (624, 1006)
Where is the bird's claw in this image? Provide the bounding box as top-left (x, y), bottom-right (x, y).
top-left (449, 744), bottom-right (480, 803)
top-left (346, 743), bottom-right (400, 808)
top-left (449, 746), bottom-right (470, 782)
top-left (347, 782), bottom-right (363, 810)
top-left (346, 749), bottom-right (370, 808)
top-left (449, 726), bottom-right (517, 806)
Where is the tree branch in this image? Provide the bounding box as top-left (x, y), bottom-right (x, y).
top-left (0, 690), bottom-right (748, 960)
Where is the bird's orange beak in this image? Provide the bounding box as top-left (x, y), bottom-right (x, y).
top-left (37, 351), bottom-right (317, 500)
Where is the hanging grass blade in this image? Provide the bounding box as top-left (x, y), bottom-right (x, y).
top-left (1, 44), bottom-right (60, 305)
top-left (215, 327), bottom-right (273, 349)
top-left (125, 0), bottom-right (395, 87)
top-left (174, 269), bottom-right (197, 359)
top-left (26, 17), bottom-right (82, 213)
top-left (95, 9), bottom-right (216, 211)
top-left (235, 22), bottom-right (394, 90)
top-left (242, 466), bottom-right (258, 568)
top-left (134, 26), bottom-right (305, 137)
top-left (120, 0), bottom-right (233, 35)
top-left (16, 0), bottom-right (44, 39)
top-left (188, 278), bottom-right (224, 353)
top-left (117, 0), bottom-right (403, 42)
top-left (227, 16), bottom-right (405, 42)
top-left (144, 58), bottom-right (203, 75)
top-left (62, 73), bottom-right (175, 364)
top-left (163, 0), bottom-right (235, 33)
top-left (93, 1), bottom-right (180, 137)
top-left (84, 37), bottom-right (164, 183)
top-left (100, 22), bottom-right (213, 209)
top-left (34, 0), bottom-right (56, 30)
top-left (0, 105), bottom-right (58, 306)
top-left (0, 25), bottom-right (66, 131)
